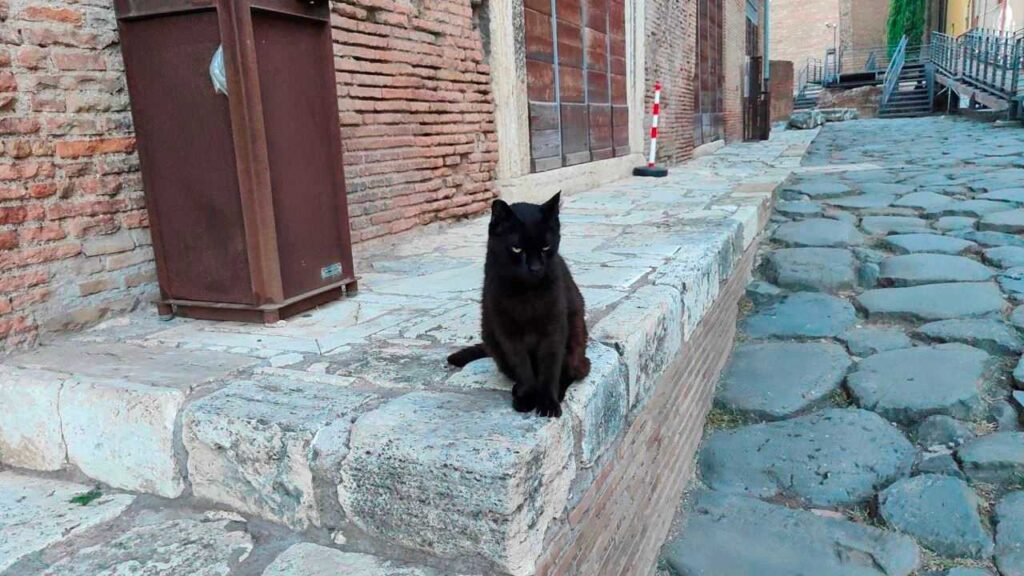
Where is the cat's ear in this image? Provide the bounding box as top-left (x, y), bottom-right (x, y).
top-left (491, 199), bottom-right (515, 224)
top-left (542, 191), bottom-right (561, 219)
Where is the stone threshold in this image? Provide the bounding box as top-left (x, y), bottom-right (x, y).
top-left (0, 130), bottom-right (816, 575)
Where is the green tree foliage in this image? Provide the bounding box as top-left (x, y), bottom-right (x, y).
top-left (887, 0), bottom-right (926, 55)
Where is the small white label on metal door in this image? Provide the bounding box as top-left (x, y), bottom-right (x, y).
top-left (321, 263), bottom-right (343, 280)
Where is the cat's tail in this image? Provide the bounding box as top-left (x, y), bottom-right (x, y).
top-left (447, 343), bottom-right (488, 367)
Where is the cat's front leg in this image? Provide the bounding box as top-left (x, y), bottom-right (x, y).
top-left (534, 336), bottom-right (565, 418)
top-left (496, 341), bottom-right (540, 413)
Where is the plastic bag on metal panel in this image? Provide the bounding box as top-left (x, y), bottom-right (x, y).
top-left (210, 45), bottom-right (228, 96)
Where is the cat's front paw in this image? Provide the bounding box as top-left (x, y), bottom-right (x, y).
top-left (534, 397), bottom-right (562, 418)
top-left (512, 386), bottom-right (537, 413)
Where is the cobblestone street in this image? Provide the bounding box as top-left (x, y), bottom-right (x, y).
top-left (660, 117), bottom-right (1024, 576)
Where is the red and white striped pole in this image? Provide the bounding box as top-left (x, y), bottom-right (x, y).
top-left (648, 81), bottom-right (661, 168)
top-left (634, 82), bottom-right (668, 177)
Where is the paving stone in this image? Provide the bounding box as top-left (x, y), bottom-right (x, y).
top-left (884, 234), bottom-right (976, 255)
top-left (878, 254), bottom-right (994, 287)
top-left (826, 209), bottom-right (860, 225)
top-left (761, 248), bottom-right (858, 292)
top-left (741, 292), bottom-right (858, 339)
top-left (661, 490), bottom-right (920, 576)
top-left (944, 568), bottom-right (995, 576)
top-left (262, 543), bottom-right (440, 576)
top-left (593, 285), bottom-right (681, 408)
top-left (825, 194), bottom-right (898, 209)
top-left (916, 453), bottom-right (967, 480)
top-left (776, 200), bottom-right (823, 218)
top-left (917, 415), bottom-right (976, 448)
top-left (984, 247), bottom-right (1024, 268)
top-left (773, 218), bottom-right (866, 247)
top-left (935, 216), bottom-right (978, 232)
top-left (957, 432), bottom-right (1024, 485)
top-left (37, 510), bottom-right (253, 576)
top-left (782, 179), bottom-right (854, 199)
top-left (715, 342), bottom-right (851, 420)
top-left (1012, 305), bottom-right (1024, 330)
top-left (920, 317), bottom-right (1023, 355)
top-left (846, 344), bottom-right (989, 425)
top-left (840, 326), bottom-right (913, 356)
top-left (0, 366), bottom-right (66, 471)
top-left (951, 230), bottom-right (1024, 248)
top-left (856, 282), bottom-right (1007, 321)
top-left (183, 379), bottom-right (375, 531)
top-left (979, 188), bottom-right (1024, 204)
top-left (878, 475), bottom-right (993, 559)
top-left (861, 216), bottom-right (932, 235)
top-left (860, 182), bottom-right (915, 195)
top-left (745, 280), bottom-right (784, 306)
top-left (895, 192), bottom-right (955, 210)
top-left (699, 409), bottom-right (915, 506)
top-left (981, 209), bottom-right (1024, 234)
top-left (991, 400), bottom-right (1023, 432)
top-left (999, 267), bottom-right (1024, 302)
top-left (0, 472), bottom-right (135, 573)
top-left (994, 491), bottom-right (1024, 576)
top-left (929, 200), bottom-right (1014, 218)
top-left (338, 391), bottom-right (574, 576)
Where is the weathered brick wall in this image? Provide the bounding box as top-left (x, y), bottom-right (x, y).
top-left (536, 228), bottom-right (761, 575)
top-left (722, 0), bottom-right (763, 142)
top-left (0, 1), bottom-right (153, 352)
top-left (331, 0), bottom-right (497, 243)
top-left (770, 0), bottom-right (839, 88)
top-left (846, 0), bottom-right (888, 51)
top-left (644, 0), bottom-right (698, 165)
top-left (769, 60), bottom-right (794, 122)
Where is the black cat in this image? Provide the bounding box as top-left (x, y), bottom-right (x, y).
top-left (448, 192), bottom-right (591, 418)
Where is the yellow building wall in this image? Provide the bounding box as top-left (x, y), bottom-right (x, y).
top-left (946, 0), bottom-right (972, 35)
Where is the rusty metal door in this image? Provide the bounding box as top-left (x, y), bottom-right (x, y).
top-left (694, 0), bottom-right (724, 146)
top-left (524, 0), bottom-right (630, 172)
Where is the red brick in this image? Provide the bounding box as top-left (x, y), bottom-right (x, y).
top-left (15, 46), bottom-right (47, 69)
top-left (0, 72), bottom-right (16, 92)
top-left (55, 137), bottom-right (136, 159)
top-left (20, 223), bottom-right (66, 243)
top-left (52, 51), bottom-right (106, 71)
top-left (0, 117), bottom-right (42, 135)
top-left (20, 5), bottom-right (84, 24)
top-left (0, 231), bottom-right (18, 251)
top-left (0, 242), bottom-right (81, 270)
top-left (11, 287), bottom-right (51, 310)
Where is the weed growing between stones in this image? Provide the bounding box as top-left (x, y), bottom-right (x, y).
top-left (705, 408), bottom-right (749, 430)
top-left (919, 550), bottom-right (995, 574)
top-left (69, 488), bottom-right (102, 506)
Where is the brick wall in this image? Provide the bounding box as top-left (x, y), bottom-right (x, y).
top-left (847, 0), bottom-right (889, 51)
top-left (535, 230), bottom-right (760, 575)
top-left (644, 0), bottom-right (697, 165)
top-left (331, 0), bottom-right (497, 243)
top-left (770, 0), bottom-right (839, 88)
top-left (769, 60), bottom-right (794, 122)
top-left (0, 0), bottom-right (154, 353)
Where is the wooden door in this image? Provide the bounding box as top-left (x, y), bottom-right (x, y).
top-left (694, 0), bottom-right (724, 146)
top-left (525, 0), bottom-right (629, 172)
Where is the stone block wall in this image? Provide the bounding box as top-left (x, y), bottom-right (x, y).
top-left (644, 0), bottom-right (698, 164)
top-left (0, 0), bottom-right (153, 352)
top-left (331, 0), bottom-right (498, 243)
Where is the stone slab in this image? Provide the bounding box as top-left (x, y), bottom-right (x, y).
top-left (782, 179), bottom-right (853, 199)
top-left (699, 409), bottom-right (914, 506)
top-left (847, 344), bottom-right (989, 425)
top-left (840, 326), bottom-right (913, 356)
top-left (879, 474), bottom-right (993, 559)
top-left (914, 319), bottom-right (1024, 356)
top-left (0, 366), bottom-right (67, 471)
top-left (773, 218), bottom-right (866, 248)
top-left (884, 234), bottom-right (976, 255)
top-left (957, 432), bottom-right (1024, 485)
top-left (952, 230), bottom-right (1024, 248)
top-left (877, 254), bottom-right (993, 287)
top-left (662, 490), bottom-right (920, 576)
top-left (856, 282), bottom-right (1006, 321)
top-left (928, 200), bottom-right (1011, 218)
top-left (861, 216), bottom-right (932, 235)
top-left (562, 343), bottom-right (629, 468)
top-left (183, 378), bottom-right (375, 530)
top-left (935, 216), bottom-right (978, 232)
top-left (0, 472), bottom-right (135, 573)
top-left (338, 391), bottom-right (574, 576)
top-left (980, 188), bottom-right (1024, 204)
top-left (825, 194), bottom-right (897, 209)
top-left (917, 415), bottom-right (976, 448)
top-left (262, 543), bottom-right (441, 576)
top-left (984, 246), bottom-right (1024, 269)
top-left (980, 208), bottom-right (1024, 234)
top-left (742, 292), bottom-right (857, 339)
top-left (761, 248), bottom-right (858, 292)
top-left (995, 491), bottom-right (1024, 576)
top-left (776, 201), bottom-right (823, 218)
top-left (716, 342), bottom-right (851, 420)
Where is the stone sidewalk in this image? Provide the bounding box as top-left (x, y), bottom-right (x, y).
top-left (659, 117), bottom-right (1024, 576)
top-left (0, 128), bottom-right (815, 575)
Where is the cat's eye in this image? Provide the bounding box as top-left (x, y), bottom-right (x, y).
top-left (511, 246), bottom-right (522, 254)
top-left (542, 246), bottom-right (551, 251)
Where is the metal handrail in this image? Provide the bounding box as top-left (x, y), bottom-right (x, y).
top-left (929, 27), bottom-right (1024, 101)
top-left (881, 35), bottom-right (909, 107)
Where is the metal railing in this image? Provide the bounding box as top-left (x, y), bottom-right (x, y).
top-left (930, 28), bottom-right (1024, 101)
top-left (795, 57), bottom-right (823, 98)
top-left (881, 35), bottom-right (909, 107)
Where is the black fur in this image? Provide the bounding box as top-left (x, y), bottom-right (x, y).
top-left (447, 192), bottom-right (590, 417)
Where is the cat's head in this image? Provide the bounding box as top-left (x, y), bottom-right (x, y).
top-left (487, 192), bottom-right (561, 283)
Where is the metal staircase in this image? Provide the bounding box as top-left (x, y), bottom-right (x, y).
top-left (879, 62), bottom-right (933, 118)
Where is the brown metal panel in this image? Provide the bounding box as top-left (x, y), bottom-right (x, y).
top-left (557, 21), bottom-right (584, 67)
top-left (612, 105), bottom-right (629, 148)
top-left (529, 102), bottom-right (561, 131)
top-left (531, 129), bottom-right (562, 159)
top-left (608, 0), bottom-right (625, 36)
top-left (114, 0), bottom-right (215, 20)
top-left (527, 60), bottom-right (556, 101)
top-left (560, 66), bottom-right (586, 102)
top-left (525, 8), bottom-right (555, 63)
top-left (556, 0), bottom-right (583, 26)
top-left (560, 103), bottom-right (590, 163)
top-left (585, 0), bottom-right (607, 32)
top-left (250, 0), bottom-right (328, 21)
top-left (525, 0), bottom-right (551, 16)
top-left (585, 29), bottom-right (608, 71)
top-left (587, 70), bottom-right (609, 103)
top-left (252, 9), bottom-right (350, 299)
top-left (117, 9), bottom-right (255, 304)
top-left (588, 104), bottom-right (612, 158)
top-left (610, 73), bottom-right (627, 104)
